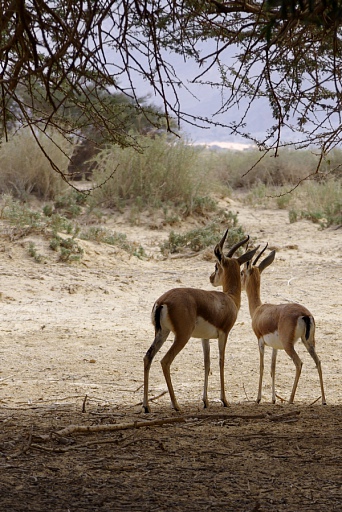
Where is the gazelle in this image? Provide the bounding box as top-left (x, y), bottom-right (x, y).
top-left (239, 244), bottom-right (326, 405)
top-left (143, 229), bottom-right (258, 413)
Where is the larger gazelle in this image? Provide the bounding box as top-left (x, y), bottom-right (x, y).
top-left (240, 245), bottom-right (326, 405)
top-left (143, 229), bottom-right (258, 413)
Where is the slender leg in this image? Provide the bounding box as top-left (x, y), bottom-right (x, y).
top-left (270, 348), bottom-right (278, 404)
top-left (161, 335), bottom-right (190, 412)
top-left (202, 339), bottom-right (210, 408)
top-left (303, 339), bottom-right (327, 405)
top-left (257, 337), bottom-right (265, 403)
top-left (143, 329), bottom-right (170, 413)
top-left (285, 346), bottom-right (303, 404)
top-left (218, 334), bottom-right (229, 407)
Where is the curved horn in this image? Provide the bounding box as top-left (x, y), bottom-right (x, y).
top-left (226, 235), bottom-right (249, 258)
top-left (253, 243), bottom-right (268, 267)
top-left (214, 229), bottom-right (229, 261)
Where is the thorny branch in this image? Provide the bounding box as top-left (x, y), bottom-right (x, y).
top-left (1, 0), bottom-right (342, 176)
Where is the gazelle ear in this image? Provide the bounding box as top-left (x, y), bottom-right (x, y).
top-left (237, 245), bottom-right (259, 266)
top-left (258, 250), bottom-right (276, 273)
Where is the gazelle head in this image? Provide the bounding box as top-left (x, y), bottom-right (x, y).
top-left (210, 229), bottom-right (259, 289)
top-left (240, 243), bottom-right (276, 290)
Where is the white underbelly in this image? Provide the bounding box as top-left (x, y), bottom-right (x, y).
top-left (261, 331), bottom-right (284, 350)
top-left (157, 307), bottom-right (219, 340)
top-left (192, 317), bottom-right (219, 339)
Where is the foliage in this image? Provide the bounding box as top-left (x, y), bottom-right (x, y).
top-left (1, 0), bottom-right (342, 179)
top-left (287, 181), bottom-right (342, 228)
top-left (244, 179), bottom-right (342, 228)
top-left (207, 148), bottom-right (320, 189)
top-left (49, 233), bottom-right (84, 262)
top-left (91, 135), bottom-right (207, 211)
top-left (79, 227), bottom-right (146, 258)
top-left (28, 242), bottom-right (45, 264)
top-left (161, 210), bottom-right (245, 254)
top-left (0, 127), bottom-right (72, 200)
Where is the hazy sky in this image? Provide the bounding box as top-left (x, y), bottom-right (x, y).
top-left (118, 45), bottom-right (271, 148)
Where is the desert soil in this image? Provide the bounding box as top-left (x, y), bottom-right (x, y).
top-left (0, 195), bottom-right (341, 511)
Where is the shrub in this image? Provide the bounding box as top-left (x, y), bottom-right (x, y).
top-left (161, 211), bottom-right (246, 254)
top-left (90, 135), bottom-right (208, 211)
top-left (287, 180), bottom-right (342, 227)
top-left (209, 147), bottom-right (321, 189)
top-left (80, 226), bottom-right (146, 258)
top-left (0, 127), bottom-right (73, 200)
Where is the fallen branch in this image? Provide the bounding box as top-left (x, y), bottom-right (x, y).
top-left (37, 415), bottom-right (186, 441)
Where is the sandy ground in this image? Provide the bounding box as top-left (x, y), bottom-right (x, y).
top-left (0, 196), bottom-right (341, 511)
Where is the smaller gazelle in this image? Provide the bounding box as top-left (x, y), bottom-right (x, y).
top-left (143, 229), bottom-right (258, 413)
top-left (240, 244), bottom-right (326, 405)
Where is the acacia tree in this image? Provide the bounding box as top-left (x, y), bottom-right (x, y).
top-left (1, 0), bottom-right (342, 176)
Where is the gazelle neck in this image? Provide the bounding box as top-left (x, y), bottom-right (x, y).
top-left (221, 262), bottom-right (242, 310)
top-left (245, 271), bottom-right (262, 317)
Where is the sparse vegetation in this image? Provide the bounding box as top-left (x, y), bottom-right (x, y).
top-left (0, 127), bottom-right (73, 200)
top-left (90, 135), bottom-right (208, 213)
top-left (28, 242), bottom-right (45, 263)
top-left (161, 211), bottom-right (246, 255)
top-left (79, 227), bottom-right (146, 258)
top-left (0, 137), bottom-right (340, 267)
top-left (49, 233), bottom-right (84, 262)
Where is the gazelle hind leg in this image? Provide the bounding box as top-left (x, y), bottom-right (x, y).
top-left (202, 339), bottom-right (210, 408)
top-left (218, 334), bottom-right (229, 407)
top-left (161, 335), bottom-right (191, 412)
top-left (270, 348), bottom-right (278, 404)
top-left (302, 338), bottom-right (327, 405)
top-left (257, 338), bottom-right (265, 403)
top-left (284, 345), bottom-right (303, 404)
top-left (143, 329), bottom-right (170, 413)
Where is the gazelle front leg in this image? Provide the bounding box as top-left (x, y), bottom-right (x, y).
top-left (257, 337), bottom-right (265, 403)
top-left (218, 333), bottom-right (229, 407)
top-left (202, 338), bottom-right (210, 408)
top-left (143, 329), bottom-right (170, 413)
top-left (270, 348), bottom-right (278, 404)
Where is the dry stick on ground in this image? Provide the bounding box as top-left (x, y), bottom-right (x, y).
top-left (28, 411), bottom-right (301, 454)
top-left (134, 390), bottom-right (167, 407)
top-left (35, 410), bottom-right (300, 443)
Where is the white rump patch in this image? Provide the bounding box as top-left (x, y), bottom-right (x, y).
top-left (158, 304), bottom-right (175, 332)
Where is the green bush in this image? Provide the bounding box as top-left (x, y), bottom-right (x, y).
top-left (80, 227), bottom-right (146, 258)
top-left (161, 211), bottom-right (246, 254)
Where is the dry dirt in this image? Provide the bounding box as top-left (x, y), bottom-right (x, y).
top-left (0, 196), bottom-right (341, 511)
